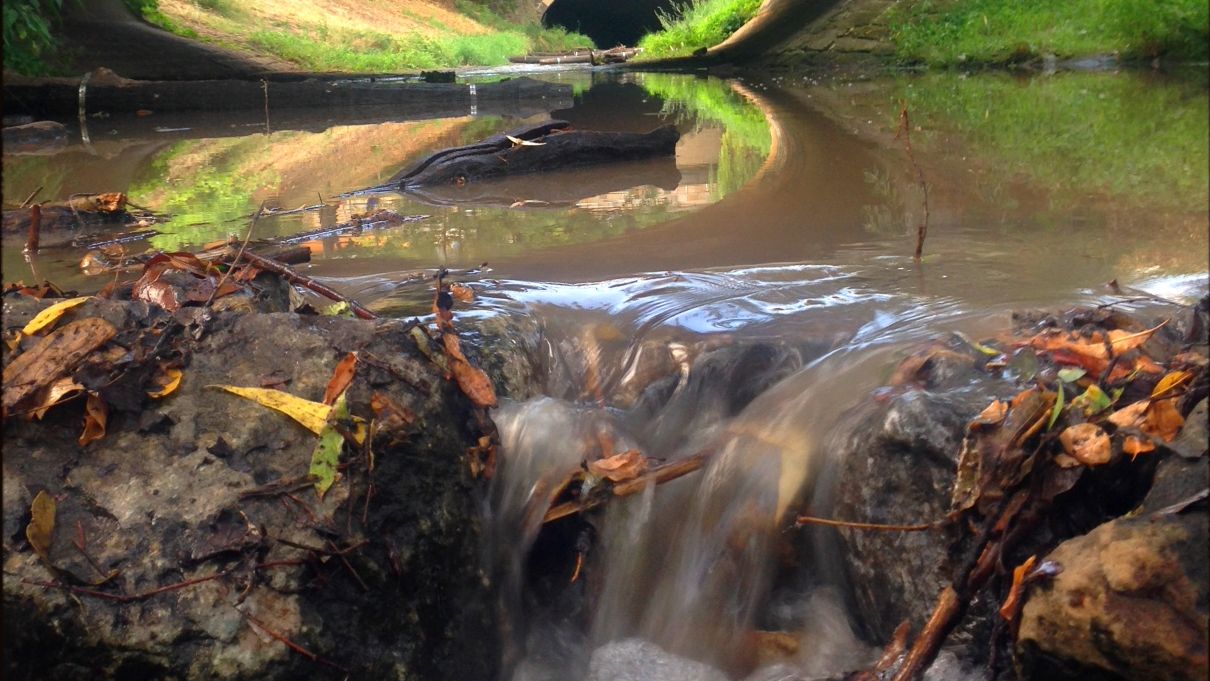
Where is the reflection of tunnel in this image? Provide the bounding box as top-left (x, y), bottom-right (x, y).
top-left (543, 0), bottom-right (680, 48)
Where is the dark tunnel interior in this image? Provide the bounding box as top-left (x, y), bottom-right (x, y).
top-left (542, 0), bottom-right (681, 48)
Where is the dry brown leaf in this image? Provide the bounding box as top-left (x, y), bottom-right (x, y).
top-left (26, 490), bottom-right (56, 565)
top-left (450, 359), bottom-right (497, 408)
top-left (33, 377), bottom-right (85, 419)
top-left (78, 392), bottom-right (108, 446)
top-left (1123, 435), bottom-right (1156, 458)
top-left (442, 331), bottom-right (468, 363)
top-left (1145, 399), bottom-right (1184, 442)
top-left (450, 283), bottom-right (474, 303)
top-left (998, 554), bottom-right (1038, 621)
top-left (1058, 423), bottom-right (1111, 466)
top-left (587, 449), bottom-right (648, 482)
top-left (1, 317), bottom-right (117, 417)
top-left (1107, 400), bottom-right (1149, 429)
top-left (322, 353), bottom-right (358, 406)
top-left (971, 399), bottom-right (1008, 429)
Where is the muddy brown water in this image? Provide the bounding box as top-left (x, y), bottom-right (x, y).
top-left (3, 68), bottom-right (1207, 679)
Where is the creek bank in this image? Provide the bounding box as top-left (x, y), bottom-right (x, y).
top-left (2, 68), bottom-right (572, 119)
top-left (1, 281), bottom-right (504, 680)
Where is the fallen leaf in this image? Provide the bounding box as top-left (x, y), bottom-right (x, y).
top-left (587, 449), bottom-right (648, 482)
top-left (21, 296), bottom-right (90, 335)
top-left (26, 490), bottom-right (56, 565)
top-left (1123, 435), bottom-right (1156, 458)
top-left (410, 326), bottom-right (449, 374)
top-left (209, 385), bottom-right (331, 435)
top-left (322, 301), bottom-right (354, 317)
top-left (1108, 400), bottom-right (1149, 429)
top-left (1056, 367), bottom-right (1086, 383)
top-left (442, 331), bottom-right (468, 363)
top-left (78, 392), bottom-right (108, 446)
top-left (1047, 382), bottom-right (1065, 430)
top-left (971, 399), bottom-right (1008, 429)
top-left (1145, 399), bottom-right (1184, 442)
top-left (146, 367), bottom-right (182, 399)
top-left (322, 353), bottom-right (357, 406)
top-left (33, 376), bottom-right (85, 419)
top-left (998, 554), bottom-right (1038, 621)
top-left (450, 358), bottom-right (497, 408)
top-left (2, 317), bottom-right (117, 417)
top-left (310, 394), bottom-right (350, 498)
top-left (1058, 423), bottom-right (1111, 466)
top-left (449, 283), bottom-right (474, 303)
top-left (1105, 321), bottom-right (1167, 354)
top-left (1070, 384), bottom-right (1112, 416)
top-left (1151, 370), bottom-right (1193, 398)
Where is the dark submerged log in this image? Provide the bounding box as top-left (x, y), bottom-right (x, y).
top-left (395, 120), bottom-right (681, 189)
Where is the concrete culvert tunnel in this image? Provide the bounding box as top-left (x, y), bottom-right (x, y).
top-left (542, 0), bottom-right (681, 48)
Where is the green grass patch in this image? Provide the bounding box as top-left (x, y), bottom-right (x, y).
top-left (453, 0), bottom-right (593, 52)
top-left (248, 26), bottom-right (529, 71)
top-left (888, 0), bottom-right (1209, 66)
top-left (899, 71), bottom-right (1209, 213)
top-left (636, 0), bottom-right (761, 59)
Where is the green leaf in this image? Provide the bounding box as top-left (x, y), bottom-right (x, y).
top-left (1057, 367), bottom-right (1086, 383)
top-left (1047, 382), bottom-right (1064, 430)
top-left (309, 394), bottom-right (349, 498)
top-left (1071, 384), bottom-right (1112, 416)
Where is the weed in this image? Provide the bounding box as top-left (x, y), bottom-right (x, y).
top-left (636, 0), bottom-right (761, 59)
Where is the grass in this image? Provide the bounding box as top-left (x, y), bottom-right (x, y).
top-left (888, 0), bottom-right (1209, 66)
top-left (898, 71), bottom-right (1209, 213)
top-left (131, 0), bottom-right (591, 72)
top-left (637, 0), bottom-right (762, 59)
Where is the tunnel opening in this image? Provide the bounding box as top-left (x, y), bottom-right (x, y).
top-left (542, 0), bottom-right (680, 48)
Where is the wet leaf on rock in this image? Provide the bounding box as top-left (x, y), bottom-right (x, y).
top-left (1151, 370), bottom-right (1192, 398)
top-left (145, 366), bottom-right (182, 399)
top-left (2, 317), bottom-right (117, 417)
top-left (21, 296), bottom-right (90, 335)
top-left (997, 554), bottom-right (1037, 622)
top-left (449, 283), bottom-right (474, 303)
top-left (34, 377), bottom-right (85, 419)
top-left (310, 395), bottom-right (350, 499)
top-left (1058, 423), bottom-right (1111, 466)
top-left (78, 392), bottom-right (108, 446)
top-left (1070, 384), bottom-right (1111, 416)
top-left (209, 385), bottom-right (331, 435)
top-left (26, 490), bottom-right (56, 565)
top-left (322, 353), bottom-right (357, 406)
top-left (971, 399), bottom-right (1007, 429)
top-left (450, 358), bottom-right (497, 408)
top-left (587, 450), bottom-right (648, 483)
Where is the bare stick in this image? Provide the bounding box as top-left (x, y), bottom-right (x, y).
top-left (231, 249), bottom-right (378, 320)
top-left (204, 202), bottom-right (263, 309)
top-left (795, 515), bottom-right (941, 532)
top-left (24, 204), bottom-right (41, 254)
top-left (544, 448), bottom-right (713, 523)
top-left (897, 101), bottom-right (930, 262)
top-left (20, 186), bottom-right (43, 208)
top-left (23, 570), bottom-right (228, 603)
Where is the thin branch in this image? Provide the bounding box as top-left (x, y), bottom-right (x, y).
top-left (794, 515), bottom-right (941, 532)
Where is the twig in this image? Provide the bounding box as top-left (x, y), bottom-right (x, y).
top-left (24, 204), bottom-right (41, 255)
top-left (243, 610), bottom-right (348, 672)
top-left (897, 101), bottom-right (930, 262)
top-left (20, 186), bottom-right (43, 208)
top-left (72, 520), bottom-right (108, 578)
top-left (23, 570), bottom-right (228, 603)
top-left (794, 515), bottom-right (941, 532)
top-left (261, 79), bottom-right (271, 135)
top-left (204, 202), bottom-right (263, 309)
top-left (544, 448), bottom-right (713, 523)
top-left (231, 250), bottom-right (378, 320)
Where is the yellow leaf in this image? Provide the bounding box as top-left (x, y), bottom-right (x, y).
top-left (208, 385), bottom-right (331, 435)
top-left (1151, 370), bottom-right (1192, 398)
top-left (26, 490), bottom-right (56, 565)
top-left (22, 296), bottom-right (90, 335)
top-left (146, 368), bottom-right (183, 399)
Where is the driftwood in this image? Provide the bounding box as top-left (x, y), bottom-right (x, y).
top-left (391, 119), bottom-right (681, 189)
top-left (4, 71), bottom-right (572, 118)
top-left (507, 47), bottom-right (640, 65)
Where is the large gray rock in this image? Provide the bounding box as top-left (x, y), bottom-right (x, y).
top-left (2, 296), bottom-right (500, 679)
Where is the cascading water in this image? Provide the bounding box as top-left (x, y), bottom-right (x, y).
top-left (480, 263), bottom-right (1008, 681)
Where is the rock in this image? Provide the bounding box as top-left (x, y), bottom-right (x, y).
top-left (1, 296), bottom-right (501, 680)
top-left (829, 386), bottom-right (993, 645)
top-left (1015, 509), bottom-right (1208, 681)
top-left (585, 638), bottom-right (729, 681)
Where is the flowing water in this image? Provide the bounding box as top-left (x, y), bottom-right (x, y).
top-left (4, 66), bottom-right (1207, 680)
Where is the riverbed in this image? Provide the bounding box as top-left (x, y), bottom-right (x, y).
top-left (3, 66), bottom-right (1207, 680)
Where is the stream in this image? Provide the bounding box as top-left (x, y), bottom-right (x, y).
top-left (3, 66), bottom-right (1207, 680)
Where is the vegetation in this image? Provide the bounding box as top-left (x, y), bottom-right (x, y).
top-left (889, 0), bottom-right (1209, 66)
top-left (3, 0), bottom-right (66, 75)
top-left (127, 0), bottom-right (590, 73)
top-left (637, 0), bottom-right (761, 59)
top-left (898, 71), bottom-right (1209, 213)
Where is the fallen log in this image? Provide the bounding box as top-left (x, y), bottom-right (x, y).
top-left (3, 69), bottom-right (573, 118)
top-left (393, 120), bottom-right (681, 189)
